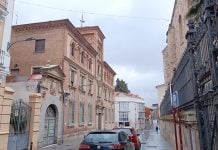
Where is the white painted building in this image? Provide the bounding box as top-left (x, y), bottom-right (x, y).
top-left (0, 0), bottom-right (15, 84)
top-left (114, 92), bottom-right (145, 131)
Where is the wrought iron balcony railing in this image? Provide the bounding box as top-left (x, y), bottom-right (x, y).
top-left (0, 49), bottom-right (6, 66)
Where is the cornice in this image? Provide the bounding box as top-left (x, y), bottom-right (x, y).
top-left (102, 82), bottom-right (115, 90)
top-left (12, 19), bottom-right (98, 56)
top-left (12, 19), bottom-right (68, 33)
top-left (103, 61), bottom-right (116, 75)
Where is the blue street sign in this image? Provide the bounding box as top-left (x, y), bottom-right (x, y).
top-left (172, 91), bottom-right (179, 108)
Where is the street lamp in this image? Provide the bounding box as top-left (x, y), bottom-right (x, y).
top-left (7, 37), bottom-right (36, 51)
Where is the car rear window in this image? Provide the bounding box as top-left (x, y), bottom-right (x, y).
top-left (85, 132), bottom-right (118, 143)
top-left (113, 128), bottom-right (131, 135)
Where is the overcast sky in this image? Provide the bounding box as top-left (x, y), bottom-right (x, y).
top-left (13, 0), bottom-right (175, 106)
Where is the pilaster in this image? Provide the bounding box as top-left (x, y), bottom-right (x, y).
top-left (29, 93), bottom-right (42, 150)
top-left (0, 86), bottom-right (14, 150)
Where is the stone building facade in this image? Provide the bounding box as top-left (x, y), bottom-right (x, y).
top-left (162, 0), bottom-right (192, 85)
top-left (9, 19), bottom-right (116, 147)
top-left (102, 61), bottom-right (116, 129)
top-left (161, 0), bottom-right (201, 150)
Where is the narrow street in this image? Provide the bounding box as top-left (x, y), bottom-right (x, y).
top-left (139, 129), bottom-right (172, 150)
top-left (41, 127), bottom-right (172, 150)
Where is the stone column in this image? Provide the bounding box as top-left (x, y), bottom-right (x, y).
top-left (29, 93), bottom-right (42, 150)
top-left (0, 86), bottom-right (14, 150)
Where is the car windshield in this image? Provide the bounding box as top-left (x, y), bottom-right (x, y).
top-left (85, 132), bottom-right (118, 143)
top-left (113, 128), bottom-right (131, 135)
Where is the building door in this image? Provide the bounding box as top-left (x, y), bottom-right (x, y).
top-left (43, 105), bottom-right (57, 146)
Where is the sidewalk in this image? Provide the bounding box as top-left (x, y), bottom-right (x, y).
top-left (140, 129), bottom-right (172, 150)
top-left (41, 134), bottom-right (83, 150)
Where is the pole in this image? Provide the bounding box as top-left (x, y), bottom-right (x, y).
top-left (170, 83), bottom-right (178, 150)
top-left (177, 108), bottom-right (183, 150)
top-left (173, 108), bottom-right (178, 150)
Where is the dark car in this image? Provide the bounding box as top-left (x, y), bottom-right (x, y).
top-left (113, 127), bottom-right (141, 150)
top-left (79, 130), bottom-right (134, 150)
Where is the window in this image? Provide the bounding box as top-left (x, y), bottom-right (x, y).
top-left (81, 51), bottom-right (84, 63)
top-left (108, 91), bottom-right (111, 100)
top-left (104, 89), bottom-right (107, 99)
top-left (105, 109), bottom-right (107, 122)
top-left (108, 109), bottom-right (111, 122)
top-left (97, 64), bottom-right (100, 75)
top-left (97, 85), bottom-right (101, 97)
top-left (88, 58), bottom-right (92, 70)
top-left (69, 100), bottom-right (75, 126)
top-left (79, 102), bottom-right (84, 125)
top-left (32, 67), bottom-right (41, 74)
top-left (138, 112), bottom-right (144, 120)
top-left (80, 74), bottom-right (85, 91)
top-left (35, 39), bottom-right (45, 53)
top-left (119, 112), bottom-right (129, 122)
top-left (112, 109), bottom-right (114, 121)
top-left (11, 68), bottom-right (19, 75)
top-left (70, 69), bottom-right (76, 86)
top-left (71, 42), bottom-right (75, 56)
top-left (88, 79), bottom-right (92, 93)
top-left (119, 102), bottom-right (129, 111)
top-left (88, 104), bottom-right (92, 124)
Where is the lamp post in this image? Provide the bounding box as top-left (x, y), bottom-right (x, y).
top-left (7, 37), bottom-right (36, 51)
top-left (0, 37), bottom-right (36, 83)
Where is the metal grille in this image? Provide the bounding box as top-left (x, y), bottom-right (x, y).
top-left (161, 0), bottom-right (218, 149)
top-left (7, 99), bottom-right (32, 150)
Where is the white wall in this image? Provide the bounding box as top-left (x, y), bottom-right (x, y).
top-left (114, 93), bottom-right (145, 131)
top-left (0, 0), bottom-right (15, 83)
top-left (4, 0), bottom-right (15, 73)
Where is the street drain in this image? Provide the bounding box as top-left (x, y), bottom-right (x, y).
top-left (147, 145), bottom-right (158, 148)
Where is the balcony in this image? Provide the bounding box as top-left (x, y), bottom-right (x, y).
top-left (0, 0), bottom-right (8, 20)
top-left (96, 99), bottom-right (105, 108)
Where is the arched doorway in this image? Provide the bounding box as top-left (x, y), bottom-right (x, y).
top-left (43, 105), bottom-right (57, 146)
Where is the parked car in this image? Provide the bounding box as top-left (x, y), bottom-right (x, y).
top-left (113, 127), bottom-right (141, 150)
top-left (79, 130), bottom-right (134, 150)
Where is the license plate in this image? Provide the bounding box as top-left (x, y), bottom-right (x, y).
top-left (97, 145), bottom-right (101, 149)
